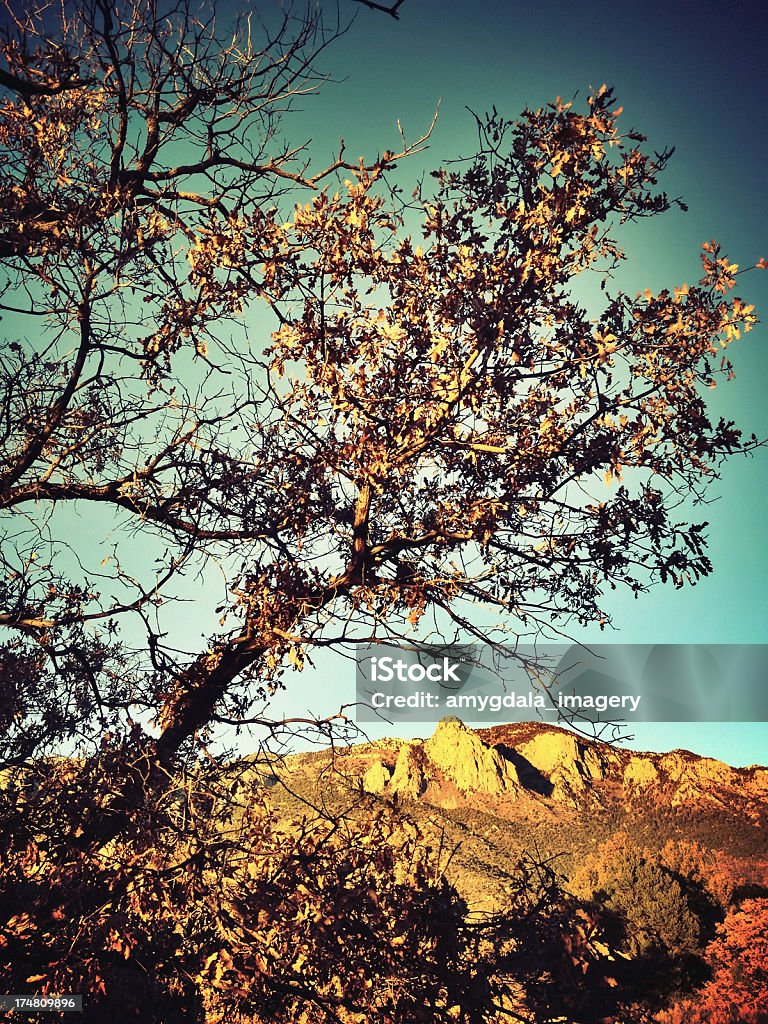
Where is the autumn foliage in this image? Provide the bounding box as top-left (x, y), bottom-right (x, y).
top-left (3, 762), bottom-right (505, 1022)
top-left (657, 898), bottom-right (768, 1024)
top-left (0, 755), bottom-right (669, 1024)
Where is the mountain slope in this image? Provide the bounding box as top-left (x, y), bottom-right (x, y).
top-left (257, 718), bottom-right (768, 910)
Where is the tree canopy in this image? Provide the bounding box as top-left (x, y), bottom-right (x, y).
top-left (0, 0), bottom-right (760, 776)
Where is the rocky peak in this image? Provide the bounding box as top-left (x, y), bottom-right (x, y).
top-left (360, 718), bottom-right (520, 799)
top-left (510, 728), bottom-right (618, 803)
top-left (389, 743), bottom-right (427, 798)
top-left (355, 719), bottom-right (766, 815)
top-left (424, 717), bottom-right (519, 795)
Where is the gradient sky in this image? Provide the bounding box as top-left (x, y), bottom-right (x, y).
top-left (247, 0), bottom-right (768, 765)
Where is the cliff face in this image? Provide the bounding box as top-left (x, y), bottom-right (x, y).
top-left (354, 717), bottom-right (768, 817)
top-left (359, 718), bottom-right (615, 805)
top-left (513, 729), bottom-right (618, 804)
top-left (424, 718), bottom-right (519, 795)
top-left (359, 718), bottom-right (519, 803)
top-left (389, 743), bottom-right (426, 798)
top-left (259, 717), bottom-right (767, 912)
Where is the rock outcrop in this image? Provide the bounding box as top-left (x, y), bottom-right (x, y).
top-left (349, 719), bottom-right (767, 824)
top-left (359, 718), bottom-right (521, 799)
top-left (623, 755), bottom-right (660, 789)
top-left (515, 728), bottom-right (619, 803)
top-left (389, 743), bottom-right (426, 798)
top-left (362, 760), bottom-right (392, 795)
top-left (424, 717), bottom-right (519, 795)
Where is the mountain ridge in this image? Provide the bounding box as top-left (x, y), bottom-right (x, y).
top-left (258, 718), bottom-right (767, 911)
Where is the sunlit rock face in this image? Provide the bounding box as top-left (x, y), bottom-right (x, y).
top-left (623, 755), bottom-right (660, 789)
top-left (423, 717), bottom-right (519, 795)
top-left (362, 760), bottom-right (392, 795)
top-left (352, 719), bottom-right (768, 827)
top-left (389, 743), bottom-right (427, 798)
top-left (361, 719), bottom-right (521, 799)
top-left (512, 729), bottom-right (619, 804)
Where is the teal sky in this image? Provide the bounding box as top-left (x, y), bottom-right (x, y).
top-left (251, 0), bottom-right (768, 765)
